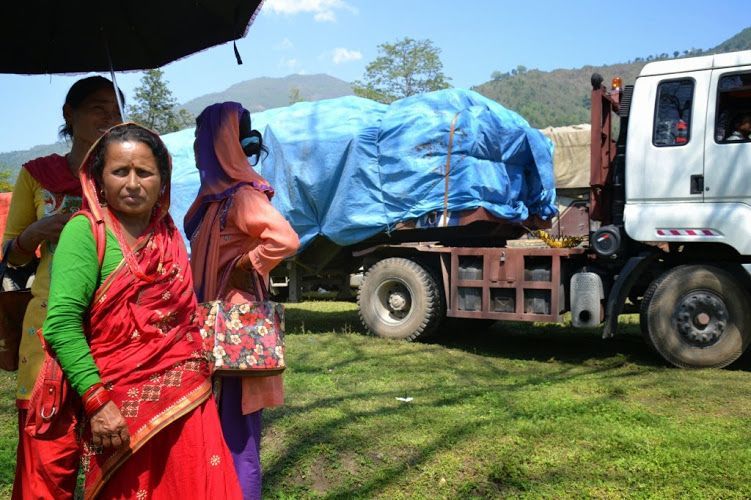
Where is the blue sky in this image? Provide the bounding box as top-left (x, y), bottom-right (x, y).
top-left (0, 0), bottom-right (746, 153)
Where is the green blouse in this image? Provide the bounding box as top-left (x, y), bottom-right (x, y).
top-left (42, 215), bottom-right (124, 396)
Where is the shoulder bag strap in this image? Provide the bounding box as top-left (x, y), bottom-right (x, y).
top-left (74, 211), bottom-right (106, 267)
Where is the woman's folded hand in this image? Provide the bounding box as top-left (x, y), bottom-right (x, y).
top-left (90, 401), bottom-right (131, 449)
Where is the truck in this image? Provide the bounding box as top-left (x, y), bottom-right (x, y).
top-left (270, 49), bottom-right (751, 369)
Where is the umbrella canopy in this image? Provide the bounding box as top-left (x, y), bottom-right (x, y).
top-left (3, 1), bottom-right (264, 74)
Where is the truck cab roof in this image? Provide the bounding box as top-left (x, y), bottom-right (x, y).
top-left (640, 50), bottom-right (751, 77)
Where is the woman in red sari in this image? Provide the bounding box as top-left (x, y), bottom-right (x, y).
top-left (41, 123), bottom-right (242, 499)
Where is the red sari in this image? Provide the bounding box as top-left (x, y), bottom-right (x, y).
top-left (76, 125), bottom-right (241, 499)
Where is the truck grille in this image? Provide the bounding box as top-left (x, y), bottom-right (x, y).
top-left (619, 85), bottom-right (634, 118)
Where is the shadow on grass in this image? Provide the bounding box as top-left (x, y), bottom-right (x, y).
top-left (285, 306), bottom-right (365, 336)
top-left (262, 359), bottom-right (644, 498)
top-left (286, 305), bottom-right (668, 369)
top-left (429, 321), bottom-right (667, 368)
top-left (284, 304), bottom-right (751, 371)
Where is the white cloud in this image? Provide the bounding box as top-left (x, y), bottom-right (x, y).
top-left (314, 10), bottom-right (336, 22)
top-left (275, 37), bottom-right (294, 50)
top-left (278, 57), bottom-right (300, 70)
top-left (332, 48), bottom-right (362, 64)
top-left (263, 0), bottom-right (357, 22)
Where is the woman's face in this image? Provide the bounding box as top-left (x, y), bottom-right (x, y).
top-left (64, 87), bottom-right (122, 146)
top-left (101, 141), bottom-right (162, 221)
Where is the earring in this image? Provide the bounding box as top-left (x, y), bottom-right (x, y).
top-left (99, 189), bottom-right (107, 207)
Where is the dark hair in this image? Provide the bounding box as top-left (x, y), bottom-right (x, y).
top-left (59, 76), bottom-right (125, 140)
top-left (195, 106), bottom-right (268, 164)
top-left (89, 124), bottom-right (170, 189)
top-left (238, 109), bottom-right (268, 164)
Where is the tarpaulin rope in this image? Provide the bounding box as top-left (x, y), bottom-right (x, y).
top-left (442, 112), bottom-right (461, 227)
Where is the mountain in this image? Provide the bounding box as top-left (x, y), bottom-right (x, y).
top-left (180, 73), bottom-right (353, 117)
top-left (0, 74), bottom-right (354, 177)
top-left (3, 28), bottom-right (750, 175)
top-left (0, 142), bottom-right (68, 177)
top-left (473, 27), bottom-right (751, 128)
top-left (713, 27), bottom-right (751, 53)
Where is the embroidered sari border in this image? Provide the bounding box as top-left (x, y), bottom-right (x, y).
top-left (84, 379), bottom-right (212, 499)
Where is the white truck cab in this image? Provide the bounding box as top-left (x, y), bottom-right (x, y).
top-left (584, 50), bottom-right (751, 368)
top-left (624, 51), bottom-right (751, 255)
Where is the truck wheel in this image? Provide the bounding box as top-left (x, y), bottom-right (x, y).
top-left (644, 265), bottom-right (751, 368)
top-left (358, 258), bottom-right (443, 341)
top-left (639, 275), bottom-right (665, 352)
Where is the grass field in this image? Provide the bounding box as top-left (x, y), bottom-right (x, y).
top-left (2, 301), bottom-right (751, 498)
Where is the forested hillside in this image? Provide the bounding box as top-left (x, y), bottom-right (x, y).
top-left (474, 63), bottom-right (642, 127)
top-left (474, 28), bottom-right (751, 128)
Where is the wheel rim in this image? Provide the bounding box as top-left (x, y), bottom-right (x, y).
top-left (674, 290), bottom-right (728, 347)
top-left (373, 278), bottom-right (414, 326)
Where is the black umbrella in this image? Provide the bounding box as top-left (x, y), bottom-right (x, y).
top-left (3, 1), bottom-right (264, 74)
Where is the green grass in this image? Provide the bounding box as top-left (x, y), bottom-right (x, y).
top-left (2, 302), bottom-right (751, 498)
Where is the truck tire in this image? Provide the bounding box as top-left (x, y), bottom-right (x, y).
top-left (639, 275), bottom-right (665, 352)
top-left (358, 257), bottom-right (443, 341)
top-left (644, 265), bottom-right (751, 368)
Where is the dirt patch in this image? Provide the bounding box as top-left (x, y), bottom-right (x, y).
top-left (340, 451), bottom-right (360, 475)
top-left (310, 455), bottom-right (333, 495)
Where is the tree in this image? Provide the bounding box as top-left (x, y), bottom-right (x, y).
top-left (0, 167), bottom-right (14, 192)
top-left (353, 37), bottom-right (451, 104)
top-left (128, 69), bottom-right (194, 134)
top-left (289, 87), bottom-right (306, 104)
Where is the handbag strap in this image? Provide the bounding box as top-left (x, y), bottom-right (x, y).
top-left (75, 211), bottom-right (106, 268)
top-left (216, 255), bottom-right (269, 301)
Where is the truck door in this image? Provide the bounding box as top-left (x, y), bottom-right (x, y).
top-left (626, 72), bottom-right (710, 203)
top-left (704, 69), bottom-right (751, 205)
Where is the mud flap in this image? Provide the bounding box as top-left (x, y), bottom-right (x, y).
top-left (602, 252), bottom-right (657, 339)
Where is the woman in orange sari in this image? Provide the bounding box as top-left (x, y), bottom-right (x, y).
top-left (185, 102), bottom-right (299, 499)
top-left (41, 123), bottom-right (242, 498)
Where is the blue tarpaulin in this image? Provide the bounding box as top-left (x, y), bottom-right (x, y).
top-left (167, 89), bottom-right (557, 250)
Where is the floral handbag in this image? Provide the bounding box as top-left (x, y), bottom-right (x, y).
top-left (195, 259), bottom-right (286, 376)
